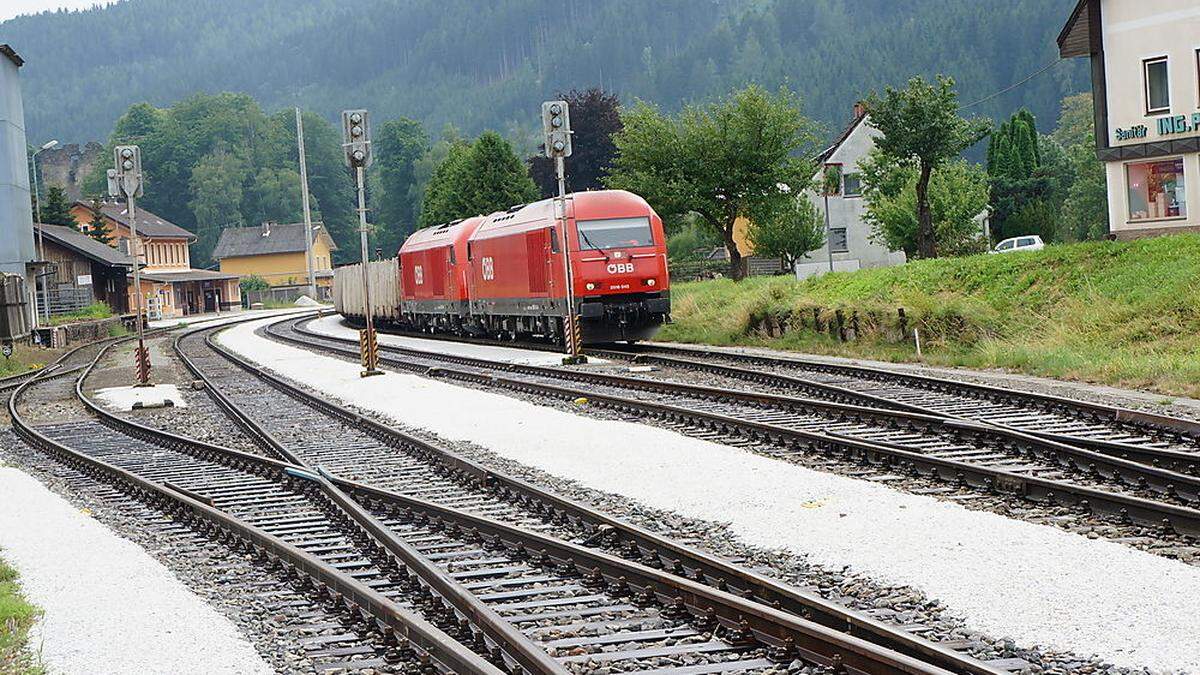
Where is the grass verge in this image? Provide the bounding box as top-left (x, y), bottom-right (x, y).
top-left (0, 553), bottom-right (43, 674)
top-left (660, 234), bottom-right (1200, 398)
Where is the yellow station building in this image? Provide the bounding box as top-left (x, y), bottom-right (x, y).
top-left (212, 222), bottom-right (338, 297)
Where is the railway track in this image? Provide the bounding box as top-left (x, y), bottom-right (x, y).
top-left (11, 329), bottom-right (947, 674)
top-left (267, 315), bottom-right (1200, 540)
top-left (173, 318), bottom-right (1004, 674)
top-left (596, 343), bottom-right (1200, 462)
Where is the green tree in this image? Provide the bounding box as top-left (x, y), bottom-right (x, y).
top-left (418, 140), bottom-right (473, 227)
top-left (1052, 93), bottom-right (1108, 241)
top-left (418, 131), bottom-right (539, 227)
top-left (864, 75), bottom-right (990, 258)
top-left (861, 151), bottom-right (989, 258)
top-left (606, 84), bottom-right (818, 279)
top-left (747, 196), bottom-right (825, 269)
top-left (986, 108), bottom-right (1053, 242)
top-left (239, 274), bottom-right (270, 293)
top-left (84, 198), bottom-right (112, 245)
top-left (528, 88), bottom-right (623, 197)
top-left (374, 117), bottom-right (430, 253)
top-left (188, 145), bottom-right (247, 264)
top-left (37, 185), bottom-right (76, 226)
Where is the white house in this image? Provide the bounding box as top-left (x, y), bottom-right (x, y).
top-left (795, 104), bottom-right (906, 279)
top-left (1058, 0), bottom-right (1200, 239)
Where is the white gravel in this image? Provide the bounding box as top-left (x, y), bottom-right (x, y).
top-left (93, 383), bottom-right (188, 411)
top-left (306, 313), bottom-right (602, 366)
top-left (0, 467), bottom-right (273, 675)
top-left (220, 316), bottom-right (1200, 672)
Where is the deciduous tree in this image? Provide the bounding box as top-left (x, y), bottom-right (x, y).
top-left (419, 131), bottom-right (539, 227)
top-left (747, 196), bottom-right (825, 270)
top-left (861, 151), bottom-right (989, 258)
top-left (374, 117), bottom-right (430, 253)
top-left (605, 85), bottom-right (818, 279)
top-left (864, 76), bottom-right (990, 258)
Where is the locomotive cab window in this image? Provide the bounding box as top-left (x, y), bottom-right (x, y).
top-left (577, 216), bottom-right (653, 250)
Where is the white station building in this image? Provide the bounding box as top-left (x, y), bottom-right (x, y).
top-left (1059, 0), bottom-right (1200, 239)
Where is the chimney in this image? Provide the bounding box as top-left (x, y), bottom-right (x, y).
top-left (853, 101), bottom-right (866, 119)
top-left (261, 221), bottom-right (272, 237)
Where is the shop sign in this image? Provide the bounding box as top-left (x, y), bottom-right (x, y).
top-left (1115, 125), bottom-right (1147, 141)
top-left (1157, 113), bottom-right (1200, 136)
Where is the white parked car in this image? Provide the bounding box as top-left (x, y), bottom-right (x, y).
top-left (990, 235), bottom-right (1045, 254)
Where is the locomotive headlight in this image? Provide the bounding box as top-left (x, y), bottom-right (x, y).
top-left (585, 282), bottom-right (596, 291)
top-left (645, 278), bottom-right (656, 286)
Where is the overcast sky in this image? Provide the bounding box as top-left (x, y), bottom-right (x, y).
top-left (1, 0), bottom-right (118, 23)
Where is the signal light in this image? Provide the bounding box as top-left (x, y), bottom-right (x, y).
top-left (341, 109), bottom-right (372, 168)
top-left (541, 100), bottom-right (572, 158)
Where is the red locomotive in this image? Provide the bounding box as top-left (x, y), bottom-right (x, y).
top-left (335, 189), bottom-right (671, 344)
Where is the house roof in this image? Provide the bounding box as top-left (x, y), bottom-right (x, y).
top-left (815, 110), bottom-right (869, 165)
top-left (141, 269), bottom-right (239, 283)
top-left (75, 200), bottom-right (197, 241)
top-left (35, 223), bottom-right (135, 268)
top-left (0, 45), bottom-right (23, 68)
top-left (210, 222), bottom-right (338, 260)
top-left (1057, 0), bottom-right (1096, 58)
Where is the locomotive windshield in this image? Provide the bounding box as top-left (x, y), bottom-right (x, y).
top-left (576, 217), bottom-right (654, 250)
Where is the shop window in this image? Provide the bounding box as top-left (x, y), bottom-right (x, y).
top-left (843, 173), bottom-right (862, 197)
top-left (1126, 158), bottom-right (1186, 221)
top-left (829, 227), bottom-right (849, 252)
top-left (1144, 56), bottom-right (1170, 114)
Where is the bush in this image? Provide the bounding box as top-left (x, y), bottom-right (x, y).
top-left (239, 275), bottom-right (270, 293)
top-left (49, 301), bottom-right (114, 325)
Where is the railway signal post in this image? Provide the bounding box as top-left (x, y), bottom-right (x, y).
top-left (542, 100), bottom-right (585, 364)
top-left (342, 109), bottom-right (383, 377)
top-left (110, 145), bottom-right (152, 386)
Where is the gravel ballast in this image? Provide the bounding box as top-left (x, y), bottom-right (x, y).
top-left (0, 466), bottom-right (273, 675)
top-left (221, 315), bottom-right (1200, 672)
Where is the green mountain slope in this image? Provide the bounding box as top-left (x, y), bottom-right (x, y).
top-left (2, 0), bottom-right (1086, 144)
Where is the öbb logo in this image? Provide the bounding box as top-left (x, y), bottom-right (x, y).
top-left (413, 265), bottom-right (424, 285)
top-left (606, 262), bottom-right (634, 275)
top-left (481, 257), bottom-right (496, 281)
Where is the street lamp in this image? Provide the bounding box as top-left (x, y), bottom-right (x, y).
top-left (31, 139), bottom-right (59, 325)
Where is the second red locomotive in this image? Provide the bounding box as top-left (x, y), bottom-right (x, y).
top-left (336, 189), bottom-right (670, 344)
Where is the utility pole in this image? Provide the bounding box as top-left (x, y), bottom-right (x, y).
top-left (823, 162), bottom-right (835, 273)
top-left (109, 145), bottom-right (151, 386)
top-left (31, 139), bottom-right (58, 325)
top-left (342, 109), bottom-right (381, 377)
top-left (541, 100), bottom-right (584, 364)
top-left (295, 108), bottom-right (317, 301)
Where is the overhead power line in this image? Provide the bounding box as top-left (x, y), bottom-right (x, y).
top-left (958, 58), bottom-right (1065, 111)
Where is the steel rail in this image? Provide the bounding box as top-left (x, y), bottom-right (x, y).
top-left (9, 349), bottom-right (498, 675)
top-left (83, 321), bottom-right (950, 675)
top-left (268, 316), bottom-right (1200, 538)
top-left (604, 343), bottom-right (1200, 443)
top-left (299, 321), bottom-right (1200, 481)
top-left (185, 317), bottom-right (995, 674)
top-left (72, 337), bottom-right (561, 675)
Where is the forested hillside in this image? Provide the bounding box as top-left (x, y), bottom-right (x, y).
top-left (3, 0), bottom-right (1086, 146)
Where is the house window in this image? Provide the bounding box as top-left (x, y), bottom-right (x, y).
top-left (829, 227), bottom-right (849, 252)
top-left (823, 164), bottom-right (842, 196)
top-left (1126, 158), bottom-right (1186, 221)
top-left (1144, 56), bottom-right (1170, 114)
top-left (843, 173), bottom-right (862, 197)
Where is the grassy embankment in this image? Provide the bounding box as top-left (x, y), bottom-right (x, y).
top-left (660, 234), bottom-right (1200, 398)
top-left (0, 553), bottom-right (43, 673)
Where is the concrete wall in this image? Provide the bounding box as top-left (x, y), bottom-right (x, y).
top-left (800, 118), bottom-right (906, 279)
top-left (1100, 0), bottom-right (1200, 237)
top-left (0, 51), bottom-right (36, 294)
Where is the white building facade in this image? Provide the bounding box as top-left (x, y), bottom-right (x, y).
top-left (795, 107), bottom-right (906, 279)
top-left (1059, 0), bottom-right (1200, 239)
